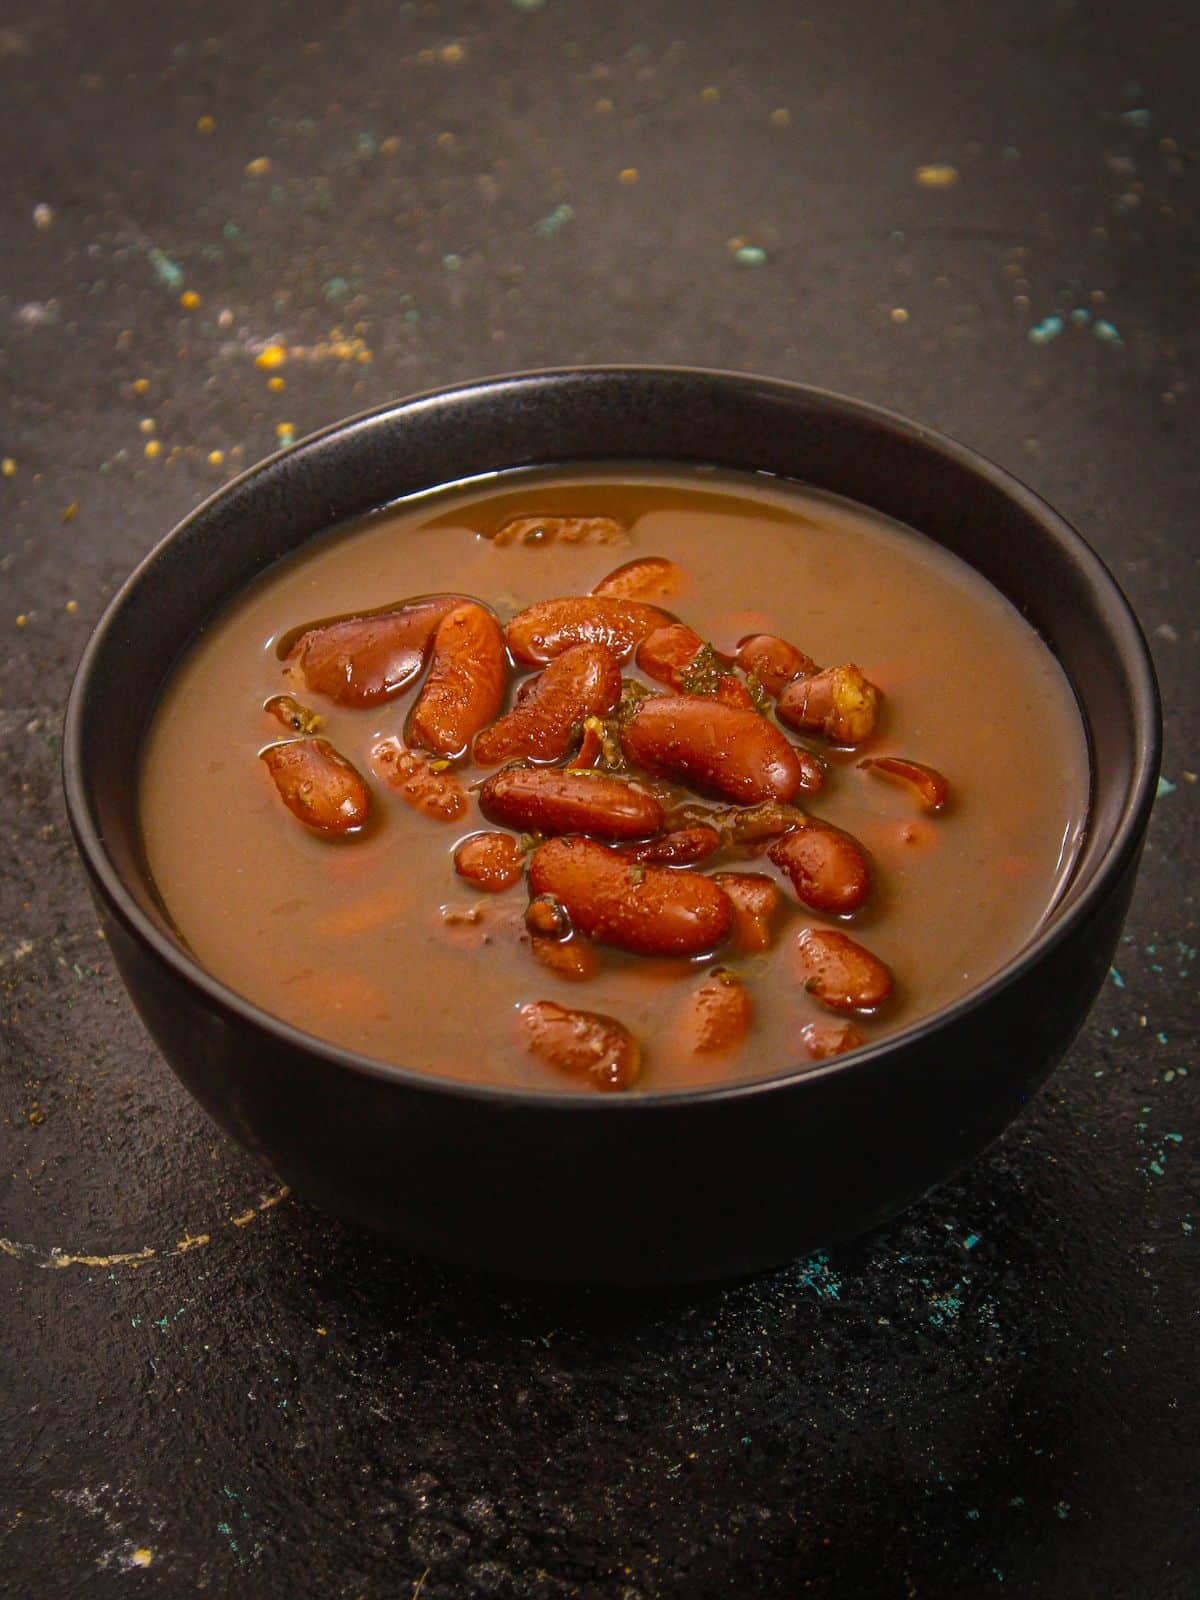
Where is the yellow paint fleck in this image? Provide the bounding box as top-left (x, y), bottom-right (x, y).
top-left (65, 599), bottom-right (77, 613)
top-left (380, 136), bottom-right (401, 155)
top-left (700, 85), bottom-right (720, 103)
top-left (256, 343), bottom-right (287, 370)
top-left (316, 1326), bottom-right (328, 1336)
top-left (61, 502), bottom-right (78, 522)
top-left (231, 1209), bottom-right (256, 1228)
top-left (890, 306), bottom-right (910, 324)
top-left (726, 236), bottom-right (746, 253)
top-left (196, 115), bottom-right (215, 135)
top-left (133, 377), bottom-right (150, 394)
top-left (618, 167), bottom-right (639, 185)
top-left (436, 131), bottom-right (457, 151)
top-left (1, 457), bottom-right (15, 477)
top-left (267, 375), bottom-right (285, 392)
top-left (180, 289), bottom-right (201, 310)
top-left (355, 350), bottom-right (372, 364)
top-left (207, 449), bottom-right (225, 466)
top-left (770, 108), bottom-right (791, 128)
top-left (28, 1104), bottom-right (44, 1126)
top-left (16, 614), bottom-right (27, 627)
top-left (276, 422), bottom-right (295, 439)
top-left (131, 1549), bottom-right (153, 1569)
top-left (915, 163), bottom-right (959, 189)
top-left (595, 98), bottom-right (614, 115)
top-left (175, 1231), bottom-right (210, 1254)
top-left (440, 42), bottom-right (465, 64)
top-left (245, 156), bottom-right (271, 177)
top-left (144, 440), bottom-right (161, 460)
top-left (139, 417), bottom-right (156, 434)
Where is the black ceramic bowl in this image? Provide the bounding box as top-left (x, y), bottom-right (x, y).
top-left (63, 367), bottom-right (1160, 1284)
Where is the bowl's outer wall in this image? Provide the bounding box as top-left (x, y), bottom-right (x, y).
top-left (66, 370), bottom-right (1160, 1282)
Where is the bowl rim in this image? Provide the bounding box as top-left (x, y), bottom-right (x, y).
top-left (62, 364), bottom-right (1162, 1112)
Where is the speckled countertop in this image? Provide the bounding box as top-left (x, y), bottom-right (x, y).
top-left (1, 2), bottom-right (1196, 1595)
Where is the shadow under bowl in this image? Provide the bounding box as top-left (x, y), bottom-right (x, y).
top-left (63, 367), bottom-right (1160, 1285)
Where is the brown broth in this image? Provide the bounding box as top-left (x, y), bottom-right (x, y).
top-left (138, 467), bottom-right (1090, 1093)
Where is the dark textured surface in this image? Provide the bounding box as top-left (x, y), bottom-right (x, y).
top-left (1, 1), bottom-right (1196, 1594)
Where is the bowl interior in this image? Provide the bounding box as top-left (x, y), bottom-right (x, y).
top-left (65, 368), bottom-right (1160, 1089)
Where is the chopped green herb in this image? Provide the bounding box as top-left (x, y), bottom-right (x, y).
top-left (628, 864), bottom-right (647, 885)
top-left (678, 642), bottom-right (726, 697)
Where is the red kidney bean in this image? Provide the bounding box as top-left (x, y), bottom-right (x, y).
top-left (794, 927), bottom-right (893, 1014)
top-left (285, 595), bottom-right (463, 707)
top-left (408, 602), bottom-right (508, 757)
top-left (777, 663), bottom-right (880, 745)
top-left (616, 826), bottom-right (723, 866)
top-left (480, 768), bottom-right (664, 841)
top-left (620, 694), bottom-right (803, 804)
top-left (710, 872), bottom-right (782, 952)
top-left (506, 596), bottom-right (671, 665)
top-left (518, 999), bottom-right (640, 1089)
top-left (529, 837), bottom-right (733, 956)
top-left (800, 1020), bottom-right (865, 1060)
top-left (593, 556), bottom-right (686, 600)
top-left (264, 693), bottom-right (321, 734)
top-left (529, 935), bottom-right (599, 982)
top-left (370, 737), bottom-right (469, 821)
top-left (734, 633), bottom-right (818, 696)
top-left (453, 832), bottom-right (526, 891)
top-left (261, 738), bottom-right (371, 835)
top-left (679, 970), bottom-right (753, 1055)
top-left (526, 894), bottom-right (572, 939)
top-left (860, 755), bottom-right (950, 811)
top-left (636, 623), bottom-right (709, 689)
top-left (474, 643), bottom-right (621, 765)
top-left (715, 675), bottom-right (755, 709)
top-left (768, 821), bottom-right (871, 914)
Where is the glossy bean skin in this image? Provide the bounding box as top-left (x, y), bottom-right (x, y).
top-left (518, 999), bottom-right (640, 1090)
top-left (529, 935), bottom-right (599, 982)
top-left (506, 596), bottom-right (671, 666)
top-left (794, 927), bottom-right (893, 1015)
top-left (370, 737), bottom-right (468, 821)
top-left (800, 1019), bottom-right (865, 1060)
top-left (480, 768), bottom-right (664, 841)
top-left (777, 663), bottom-right (880, 745)
top-left (264, 693), bottom-right (322, 734)
top-left (715, 675), bottom-right (756, 709)
top-left (860, 755), bottom-right (950, 811)
top-left (621, 694), bottom-right (803, 805)
top-left (710, 872), bottom-right (781, 952)
top-left (734, 634), bottom-right (818, 696)
top-left (260, 738), bottom-right (371, 835)
top-left (409, 602), bottom-right (508, 757)
top-left (453, 832), bottom-right (526, 892)
top-left (593, 556), bottom-right (686, 601)
top-left (529, 837), bottom-right (733, 957)
top-left (679, 971), bottom-right (753, 1055)
top-left (616, 826), bottom-right (723, 867)
top-left (636, 623), bottom-right (708, 690)
top-left (768, 821), bottom-right (871, 914)
top-left (491, 515), bottom-right (626, 547)
top-left (474, 643), bottom-right (621, 765)
top-left (526, 894), bottom-right (572, 939)
top-left (285, 595), bottom-right (462, 707)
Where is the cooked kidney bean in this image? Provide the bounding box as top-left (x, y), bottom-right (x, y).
top-left (800, 1019), bottom-right (865, 1060)
top-left (529, 837), bottom-right (733, 956)
top-left (860, 755), bottom-right (950, 811)
top-left (370, 737), bottom-right (468, 821)
top-left (518, 999), bottom-right (640, 1089)
top-left (264, 693), bottom-right (321, 734)
top-left (480, 768), bottom-right (664, 841)
top-left (777, 663), bottom-right (880, 745)
top-left (474, 643), bottom-right (621, 765)
top-left (593, 556), bottom-right (685, 601)
top-left (616, 825), bottom-right (723, 866)
top-left (621, 694), bottom-right (803, 804)
top-left (525, 894), bottom-right (572, 938)
top-left (285, 595), bottom-right (462, 707)
top-left (794, 927), bottom-right (893, 1014)
top-left (490, 515), bottom-right (626, 547)
top-left (261, 738), bottom-right (371, 835)
top-left (768, 821), bottom-right (871, 914)
top-left (506, 596), bottom-right (671, 665)
top-left (715, 675), bottom-right (756, 709)
top-left (679, 970), bottom-right (753, 1055)
top-left (408, 602), bottom-right (508, 757)
top-left (734, 633), bottom-right (818, 695)
top-left (710, 872), bottom-right (782, 952)
top-left (636, 623), bottom-right (710, 689)
top-left (453, 831), bottom-right (526, 892)
top-left (529, 935), bottom-right (599, 982)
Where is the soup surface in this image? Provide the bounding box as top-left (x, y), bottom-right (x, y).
top-left (139, 466), bottom-right (1090, 1093)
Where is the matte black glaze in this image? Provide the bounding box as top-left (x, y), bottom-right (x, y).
top-left (63, 370), bottom-right (1160, 1284)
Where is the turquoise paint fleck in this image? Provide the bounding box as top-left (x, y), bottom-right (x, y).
top-left (147, 248), bottom-right (183, 290)
top-left (1156, 775), bottom-right (1176, 799)
top-left (534, 203), bottom-right (574, 237)
top-left (1028, 315), bottom-right (1063, 345)
top-left (735, 245), bottom-right (768, 267)
top-left (1094, 319), bottom-right (1122, 344)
